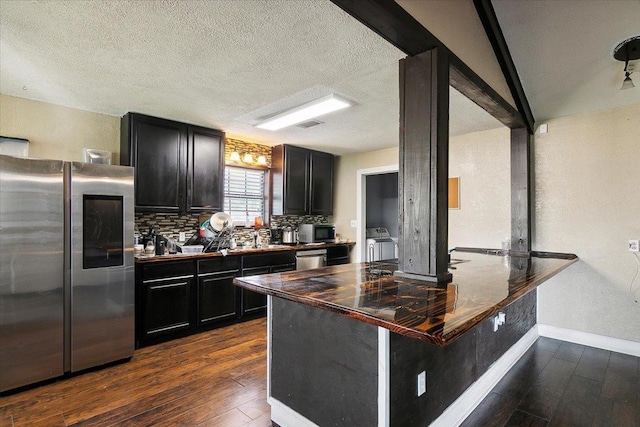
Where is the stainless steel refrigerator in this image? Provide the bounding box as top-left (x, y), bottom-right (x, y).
top-left (0, 154), bottom-right (135, 392)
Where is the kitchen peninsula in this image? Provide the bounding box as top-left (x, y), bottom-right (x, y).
top-left (234, 249), bottom-right (577, 426)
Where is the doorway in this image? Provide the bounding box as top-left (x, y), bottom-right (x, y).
top-left (356, 164), bottom-right (398, 262)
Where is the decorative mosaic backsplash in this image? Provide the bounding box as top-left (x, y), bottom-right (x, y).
top-left (270, 215), bottom-right (330, 229)
top-left (135, 213), bottom-right (331, 246)
top-left (135, 212), bottom-right (201, 241)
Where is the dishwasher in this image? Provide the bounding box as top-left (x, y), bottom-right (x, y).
top-left (295, 249), bottom-right (327, 270)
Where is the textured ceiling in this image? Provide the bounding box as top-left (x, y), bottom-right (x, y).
top-left (0, 0), bottom-right (502, 155)
top-left (493, 0), bottom-right (640, 123)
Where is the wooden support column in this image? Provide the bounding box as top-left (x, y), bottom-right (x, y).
top-left (396, 47), bottom-right (451, 284)
top-left (510, 127), bottom-right (531, 252)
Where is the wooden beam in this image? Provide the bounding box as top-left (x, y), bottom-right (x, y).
top-left (329, 0), bottom-right (525, 131)
top-left (327, 0), bottom-right (441, 55)
top-left (473, 0), bottom-right (535, 134)
top-left (510, 128), bottom-right (531, 252)
top-left (397, 48), bottom-right (451, 284)
top-left (331, 0), bottom-right (534, 260)
top-left (449, 56), bottom-right (525, 129)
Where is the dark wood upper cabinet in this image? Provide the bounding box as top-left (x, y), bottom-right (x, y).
top-left (271, 144), bottom-right (334, 216)
top-left (283, 145), bottom-right (310, 215)
top-left (187, 126), bottom-right (224, 213)
top-left (121, 113), bottom-right (224, 213)
top-left (121, 114), bottom-right (186, 212)
top-left (309, 151), bottom-right (334, 216)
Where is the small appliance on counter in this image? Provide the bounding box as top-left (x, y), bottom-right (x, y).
top-left (269, 227), bottom-right (283, 244)
top-left (298, 223), bottom-right (336, 243)
top-left (282, 226), bottom-right (298, 244)
top-left (154, 234), bottom-right (166, 255)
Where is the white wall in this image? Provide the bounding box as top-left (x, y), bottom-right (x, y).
top-left (334, 147), bottom-right (399, 242)
top-left (0, 94), bottom-right (120, 163)
top-left (333, 127), bottom-right (510, 248)
top-left (534, 103), bottom-right (640, 342)
top-left (448, 127), bottom-right (510, 248)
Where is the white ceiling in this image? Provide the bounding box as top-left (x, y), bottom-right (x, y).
top-left (0, 0), bottom-right (502, 156)
top-left (493, 0), bottom-right (640, 123)
top-left (4, 1), bottom-right (635, 155)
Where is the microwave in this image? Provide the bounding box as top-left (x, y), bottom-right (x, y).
top-left (298, 223), bottom-right (336, 243)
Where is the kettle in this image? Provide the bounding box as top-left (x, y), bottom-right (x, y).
top-left (282, 226), bottom-right (297, 244)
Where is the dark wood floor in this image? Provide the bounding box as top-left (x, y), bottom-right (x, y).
top-left (0, 317), bottom-right (270, 427)
top-left (462, 336), bottom-right (640, 427)
top-left (3, 320), bottom-right (638, 427)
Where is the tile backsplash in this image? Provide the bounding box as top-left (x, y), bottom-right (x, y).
top-left (135, 212), bottom-right (200, 241)
top-left (135, 212), bottom-right (331, 245)
top-left (270, 215), bottom-right (330, 229)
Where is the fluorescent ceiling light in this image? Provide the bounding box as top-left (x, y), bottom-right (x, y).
top-left (255, 94), bottom-right (351, 131)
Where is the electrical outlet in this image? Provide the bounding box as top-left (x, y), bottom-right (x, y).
top-left (493, 311), bottom-right (506, 332)
top-left (350, 220), bottom-right (358, 228)
top-left (417, 371), bottom-right (426, 396)
top-left (179, 232), bottom-right (186, 242)
top-left (539, 123), bottom-right (548, 134)
top-left (629, 240), bottom-right (640, 252)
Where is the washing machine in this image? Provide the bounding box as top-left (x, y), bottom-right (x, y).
top-left (365, 227), bottom-right (397, 262)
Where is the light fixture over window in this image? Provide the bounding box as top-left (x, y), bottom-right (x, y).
top-left (242, 152), bottom-right (254, 164)
top-left (228, 148), bottom-right (268, 167)
top-left (229, 147), bottom-right (241, 162)
top-left (255, 94), bottom-right (351, 131)
top-left (613, 35), bottom-right (639, 90)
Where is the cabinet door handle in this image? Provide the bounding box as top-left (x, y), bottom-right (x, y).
top-left (198, 270), bottom-right (239, 278)
top-left (143, 275), bottom-right (193, 284)
top-left (148, 281), bottom-right (190, 290)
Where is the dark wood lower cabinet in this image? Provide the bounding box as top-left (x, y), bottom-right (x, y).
top-left (326, 244), bottom-right (351, 266)
top-left (136, 252), bottom-right (296, 347)
top-left (142, 278), bottom-right (192, 337)
top-left (198, 271), bottom-right (238, 326)
top-left (241, 266), bottom-right (271, 315)
top-left (137, 260), bottom-right (195, 346)
top-left (240, 252), bottom-right (296, 316)
top-left (196, 257), bottom-right (240, 328)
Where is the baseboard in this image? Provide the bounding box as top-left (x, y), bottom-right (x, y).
top-left (538, 324), bottom-right (640, 357)
top-left (269, 397), bottom-right (319, 427)
top-left (430, 326), bottom-right (539, 427)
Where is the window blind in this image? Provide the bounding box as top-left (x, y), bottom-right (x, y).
top-left (223, 166), bottom-right (265, 225)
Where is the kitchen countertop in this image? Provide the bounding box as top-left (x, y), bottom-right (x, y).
top-left (134, 241), bottom-right (355, 263)
top-left (233, 248), bottom-right (578, 346)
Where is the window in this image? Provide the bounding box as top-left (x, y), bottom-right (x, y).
top-left (223, 166), bottom-right (266, 225)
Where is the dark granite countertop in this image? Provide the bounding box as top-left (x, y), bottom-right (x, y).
top-left (134, 241), bottom-right (355, 264)
top-left (233, 249), bottom-right (578, 346)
